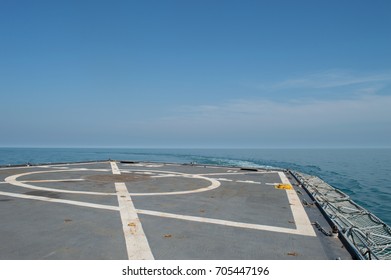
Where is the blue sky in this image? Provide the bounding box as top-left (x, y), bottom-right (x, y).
top-left (1, 0), bottom-right (390, 148)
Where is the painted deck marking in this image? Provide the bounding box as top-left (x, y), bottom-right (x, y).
top-left (5, 170), bottom-right (115, 196)
top-left (41, 166), bottom-right (70, 169)
top-left (111, 162), bottom-right (154, 260)
top-left (124, 163), bottom-right (164, 168)
top-left (20, 179), bottom-right (85, 183)
top-left (150, 174), bottom-right (179, 178)
top-left (5, 168), bottom-right (220, 197)
top-left (196, 171), bottom-right (271, 176)
top-left (110, 162), bottom-right (121, 174)
top-left (120, 169), bottom-right (221, 196)
top-left (137, 209), bottom-right (314, 236)
top-left (236, 180), bottom-right (261, 184)
top-left (1, 162), bottom-right (315, 238)
top-left (0, 190), bottom-right (118, 211)
top-left (217, 178), bottom-right (233, 182)
top-left (278, 172), bottom-right (315, 236)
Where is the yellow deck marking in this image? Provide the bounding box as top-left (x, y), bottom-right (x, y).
top-left (275, 184), bottom-right (293, 190)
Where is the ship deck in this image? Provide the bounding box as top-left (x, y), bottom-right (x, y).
top-left (0, 161), bottom-right (352, 260)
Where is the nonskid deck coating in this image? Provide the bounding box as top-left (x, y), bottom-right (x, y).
top-left (0, 161), bottom-right (352, 259)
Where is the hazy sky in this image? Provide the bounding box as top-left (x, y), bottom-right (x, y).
top-left (1, 0), bottom-right (390, 148)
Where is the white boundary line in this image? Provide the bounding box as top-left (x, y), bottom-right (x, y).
top-left (236, 180), bottom-right (261, 184)
top-left (137, 209), bottom-right (312, 236)
top-left (0, 190), bottom-right (119, 211)
top-left (110, 162), bottom-right (121, 174)
top-left (216, 178), bottom-right (233, 182)
top-left (4, 168), bottom-right (221, 197)
top-left (20, 179), bottom-right (85, 183)
top-left (5, 170), bottom-right (115, 196)
top-left (196, 171), bottom-right (273, 176)
top-left (111, 162), bottom-right (154, 260)
top-left (114, 169), bottom-right (222, 196)
top-left (128, 174), bottom-right (220, 196)
top-left (0, 161), bottom-right (107, 170)
top-left (278, 172), bottom-right (315, 236)
top-left (39, 162), bottom-right (108, 168)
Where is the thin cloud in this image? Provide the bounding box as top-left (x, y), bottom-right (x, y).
top-left (129, 92), bottom-right (391, 147)
top-left (253, 70), bottom-right (391, 91)
top-left (176, 94), bottom-right (391, 125)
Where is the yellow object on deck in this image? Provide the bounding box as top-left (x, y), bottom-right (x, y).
top-left (275, 184), bottom-right (293, 190)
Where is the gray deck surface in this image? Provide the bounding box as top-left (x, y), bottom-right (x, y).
top-left (0, 161), bottom-right (352, 260)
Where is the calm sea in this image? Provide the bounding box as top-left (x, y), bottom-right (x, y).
top-left (0, 148), bottom-right (390, 226)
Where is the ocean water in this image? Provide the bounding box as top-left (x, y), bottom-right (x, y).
top-left (0, 148), bottom-right (390, 226)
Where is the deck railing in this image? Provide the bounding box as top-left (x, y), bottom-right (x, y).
top-left (291, 171), bottom-right (391, 260)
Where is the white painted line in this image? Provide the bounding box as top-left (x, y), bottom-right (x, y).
top-left (278, 172), bottom-right (291, 185)
top-left (265, 183), bottom-right (279, 186)
top-left (42, 166), bottom-right (70, 170)
top-left (196, 172), bottom-right (250, 176)
top-left (123, 163), bottom-right (145, 167)
top-left (137, 209), bottom-right (314, 236)
top-left (5, 167), bottom-right (221, 197)
top-left (60, 168), bottom-right (111, 172)
top-left (121, 169), bottom-right (184, 176)
top-left (115, 183), bottom-right (154, 260)
top-left (124, 163), bottom-right (163, 168)
top-left (0, 190), bottom-right (119, 211)
top-left (20, 179), bottom-right (85, 183)
top-left (0, 162), bottom-right (103, 170)
top-left (129, 174), bottom-right (221, 196)
top-left (38, 166), bottom-right (111, 172)
top-left (110, 161), bottom-right (121, 174)
top-left (144, 164), bottom-right (163, 168)
top-left (150, 174), bottom-right (179, 178)
top-left (236, 180), bottom-right (261, 184)
top-left (5, 171), bottom-right (115, 196)
top-left (216, 178), bottom-right (233, 182)
top-left (120, 169), bottom-right (221, 196)
top-left (196, 171), bottom-right (273, 176)
top-left (111, 162), bottom-right (154, 260)
top-left (278, 172), bottom-right (316, 236)
top-left (35, 161), bottom-right (109, 169)
top-left (43, 161), bottom-right (108, 167)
